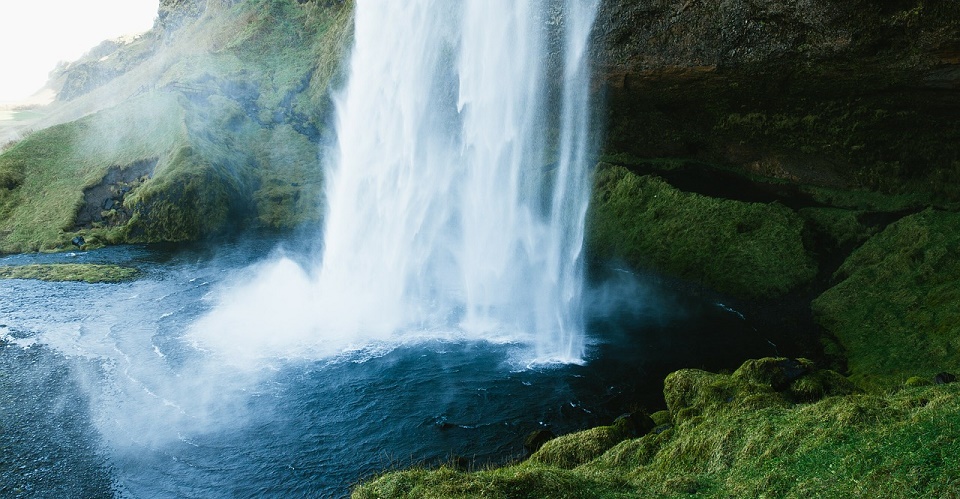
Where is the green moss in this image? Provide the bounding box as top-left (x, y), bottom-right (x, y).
top-left (812, 209), bottom-right (960, 389)
top-left (905, 376), bottom-right (932, 387)
top-left (124, 145), bottom-right (240, 242)
top-left (587, 164), bottom-right (817, 298)
top-left (799, 184), bottom-right (938, 212)
top-left (0, 93), bottom-right (184, 253)
top-left (0, 0), bottom-right (351, 254)
top-left (0, 264), bottom-right (140, 283)
top-left (250, 125), bottom-right (324, 228)
top-left (798, 207), bottom-right (878, 250)
top-left (355, 360), bottom-right (960, 498)
top-left (353, 464), bottom-right (629, 499)
top-left (529, 425), bottom-right (632, 470)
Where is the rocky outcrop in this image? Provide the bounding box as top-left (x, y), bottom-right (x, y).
top-left (594, 0), bottom-right (959, 77)
top-left (593, 0), bottom-right (960, 199)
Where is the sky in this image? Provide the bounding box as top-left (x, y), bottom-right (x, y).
top-left (0, 1), bottom-right (159, 105)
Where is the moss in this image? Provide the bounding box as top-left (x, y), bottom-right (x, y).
top-left (250, 125), bottom-right (324, 228)
top-left (905, 376), bottom-right (933, 387)
top-left (355, 361), bottom-right (960, 498)
top-left (799, 184), bottom-right (938, 212)
top-left (812, 209), bottom-right (960, 389)
top-left (587, 164), bottom-right (817, 298)
top-left (798, 207), bottom-right (878, 250)
top-left (353, 464), bottom-right (628, 499)
top-left (0, 94), bottom-right (184, 253)
top-left (0, 264), bottom-right (140, 283)
top-left (528, 424), bottom-right (632, 470)
top-left (650, 410), bottom-right (671, 426)
top-left (661, 357), bottom-right (855, 423)
top-left (0, 0), bottom-right (351, 254)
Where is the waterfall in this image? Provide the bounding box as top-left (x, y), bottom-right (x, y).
top-left (315, 0), bottom-right (598, 362)
top-left (190, 0), bottom-right (598, 364)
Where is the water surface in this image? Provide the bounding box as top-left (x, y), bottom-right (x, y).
top-left (0, 239), bottom-right (794, 497)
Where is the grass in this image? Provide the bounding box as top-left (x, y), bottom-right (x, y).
top-left (0, 93), bottom-right (185, 253)
top-left (0, 263), bottom-right (140, 283)
top-left (354, 358), bottom-right (960, 498)
top-left (0, 0), bottom-right (351, 254)
top-left (587, 164), bottom-right (817, 298)
top-left (812, 209), bottom-right (960, 390)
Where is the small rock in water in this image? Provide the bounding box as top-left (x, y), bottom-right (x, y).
top-left (71, 236), bottom-right (85, 248)
top-left (934, 372), bottom-right (957, 385)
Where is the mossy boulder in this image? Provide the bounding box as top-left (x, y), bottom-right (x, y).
top-left (587, 164), bottom-right (817, 298)
top-left (664, 358), bottom-right (857, 423)
top-left (812, 209), bottom-right (960, 389)
top-left (528, 417), bottom-right (648, 470)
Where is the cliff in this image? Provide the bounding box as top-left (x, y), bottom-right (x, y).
top-left (0, 0), bottom-right (352, 253)
top-left (592, 0), bottom-right (960, 196)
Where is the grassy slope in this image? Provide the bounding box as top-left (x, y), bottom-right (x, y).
top-left (587, 164), bottom-right (817, 298)
top-left (0, 94), bottom-right (185, 253)
top-left (813, 209), bottom-right (960, 389)
top-left (0, 0), bottom-right (352, 253)
top-left (354, 359), bottom-right (960, 498)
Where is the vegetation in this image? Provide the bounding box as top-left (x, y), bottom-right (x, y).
top-left (354, 358), bottom-right (960, 498)
top-left (0, 263), bottom-right (140, 283)
top-left (587, 164), bottom-right (817, 298)
top-left (0, 95), bottom-right (183, 253)
top-left (813, 209), bottom-right (960, 390)
top-left (0, 0), bottom-right (352, 254)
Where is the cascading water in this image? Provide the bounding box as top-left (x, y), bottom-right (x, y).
top-left (319, 0), bottom-right (597, 362)
top-left (191, 0), bottom-right (598, 364)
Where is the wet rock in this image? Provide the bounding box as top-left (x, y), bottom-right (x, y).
top-left (524, 429), bottom-right (556, 455)
top-left (934, 372), bottom-right (957, 385)
top-left (71, 236), bottom-right (85, 248)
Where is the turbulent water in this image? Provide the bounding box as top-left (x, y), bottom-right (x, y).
top-left (191, 0), bottom-right (598, 364)
top-left (1, 242), bottom-right (790, 497)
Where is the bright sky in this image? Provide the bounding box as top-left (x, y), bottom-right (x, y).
top-left (0, 1), bottom-right (159, 105)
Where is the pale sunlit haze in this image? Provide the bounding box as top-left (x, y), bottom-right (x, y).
top-left (0, 1), bottom-right (159, 105)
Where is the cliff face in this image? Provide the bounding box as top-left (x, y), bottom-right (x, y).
top-left (593, 0), bottom-right (960, 196)
top-left (595, 0), bottom-right (959, 76)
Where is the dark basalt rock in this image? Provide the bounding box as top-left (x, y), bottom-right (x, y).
top-left (71, 236), bottom-right (85, 248)
top-left (934, 372), bottom-right (957, 385)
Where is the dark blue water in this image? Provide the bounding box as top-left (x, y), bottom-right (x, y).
top-left (0, 238), bottom-right (807, 497)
